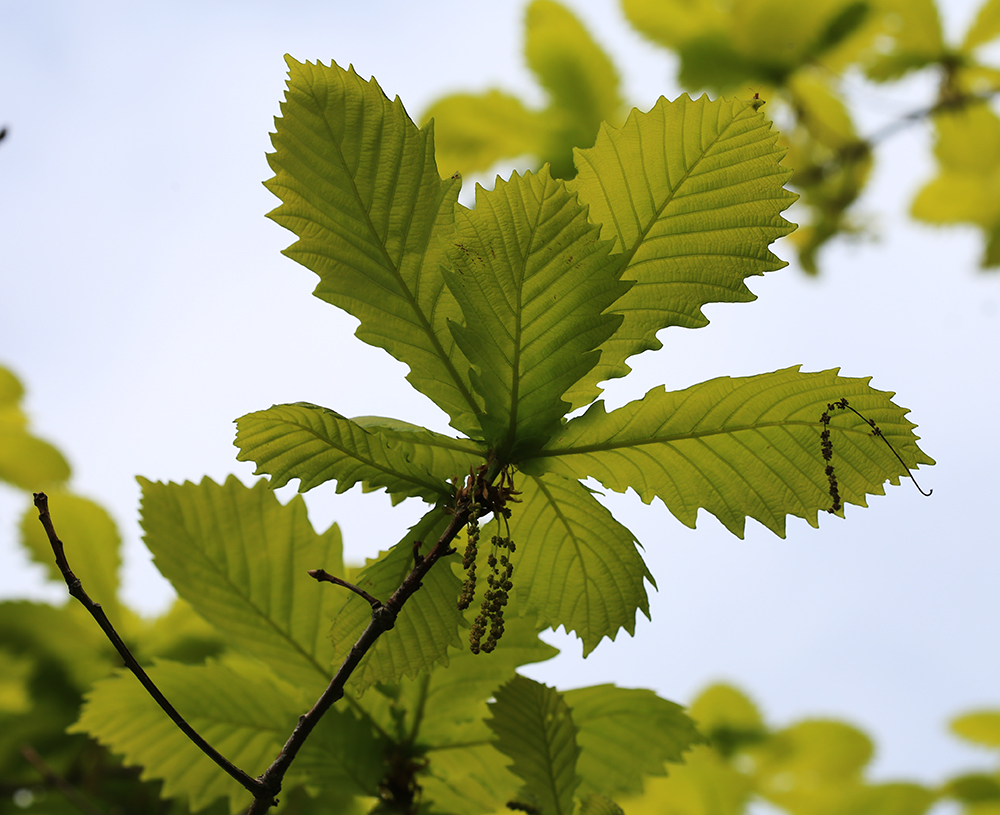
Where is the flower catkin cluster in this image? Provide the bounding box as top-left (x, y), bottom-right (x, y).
top-left (469, 534), bottom-right (515, 654)
top-left (457, 503), bottom-right (481, 611)
top-left (819, 399), bottom-right (848, 513)
top-left (458, 512), bottom-right (515, 654)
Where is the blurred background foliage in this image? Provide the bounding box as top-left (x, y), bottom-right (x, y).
top-left (422, 0), bottom-right (1000, 274)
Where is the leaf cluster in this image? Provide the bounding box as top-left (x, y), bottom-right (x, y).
top-left (424, 0), bottom-right (1000, 273)
top-left (0, 41), bottom-right (936, 815)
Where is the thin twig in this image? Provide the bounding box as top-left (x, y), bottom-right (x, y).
top-left (20, 744), bottom-right (107, 815)
top-left (32, 494), bottom-right (266, 800)
top-left (308, 569), bottom-right (383, 608)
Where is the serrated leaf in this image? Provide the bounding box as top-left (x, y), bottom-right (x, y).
top-left (565, 685), bottom-right (703, 798)
top-left (0, 365), bottom-right (70, 490)
top-left (564, 95), bottom-right (797, 404)
top-left (139, 476), bottom-right (343, 694)
top-left (19, 491), bottom-right (123, 620)
top-left (445, 168), bottom-right (627, 456)
top-left (70, 660), bottom-right (305, 813)
top-left (265, 57), bottom-right (480, 433)
top-left (235, 403), bottom-right (473, 502)
top-left (964, 0), bottom-right (1000, 50)
top-left (488, 675), bottom-right (581, 815)
top-left (328, 507), bottom-right (464, 692)
top-left (507, 473), bottom-right (653, 655)
top-left (523, 367), bottom-right (933, 538)
top-left (352, 415), bottom-right (488, 485)
top-left (952, 711), bottom-right (1000, 748)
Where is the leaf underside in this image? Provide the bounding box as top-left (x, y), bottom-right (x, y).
top-left (523, 367), bottom-right (933, 538)
top-left (265, 57), bottom-right (480, 433)
top-left (488, 675), bottom-right (582, 815)
top-left (564, 94), bottom-right (798, 405)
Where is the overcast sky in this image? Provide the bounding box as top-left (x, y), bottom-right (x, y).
top-left (2, 0), bottom-right (999, 797)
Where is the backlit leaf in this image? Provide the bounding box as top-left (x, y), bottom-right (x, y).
top-left (235, 403), bottom-right (471, 502)
top-left (19, 491), bottom-right (123, 621)
top-left (507, 473), bottom-right (653, 654)
top-left (566, 684), bottom-right (704, 797)
top-left (0, 365), bottom-right (70, 490)
top-left (963, 0), bottom-right (1000, 50)
top-left (139, 476), bottom-right (343, 695)
top-left (524, 367), bottom-right (933, 538)
top-left (445, 168), bottom-right (627, 455)
top-left (565, 95), bottom-right (796, 404)
top-left (488, 675), bottom-right (582, 815)
top-left (70, 660), bottom-right (304, 813)
top-left (265, 57), bottom-right (480, 433)
top-left (952, 711), bottom-right (1000, 748)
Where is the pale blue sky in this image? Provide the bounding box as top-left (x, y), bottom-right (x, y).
top-left (2, 0), bottom-right (998, 797)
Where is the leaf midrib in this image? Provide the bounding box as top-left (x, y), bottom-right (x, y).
top-left (301, 67), bottom-right (481, 422)
top-left (526, 419), bottom-right (883, 459)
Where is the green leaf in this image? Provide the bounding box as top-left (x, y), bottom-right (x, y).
top-left (752, 719), bottom-right (874, 782)
top-left (400, 612), bottom-right (559, 746)
top-left (235, 403), bottom-right (476, 502)
top-left (422, 742), bottom-right (522, 815)
top-left (0, 600), bottom-right (112, 691)
top-left (524, 0), bottom-right (623, 176)
top-left (564, 95), bottom-right (796, 404)
top-left (422, 90), bottom-right (549, 178)
top-left (507, 473), bottom-right (653, 655)
top-left (138, 475), bottom-right (343, 695)
top-left (619, 0), bottom-right (726, 52)
top-left (578, 794), bottom-right (625, 815)
top-left (863, 0), bottom-right (945, 81)
top-left (689, 684), bottom-right (767, 755)
top-left (19, 491), bottom-right (123, 620)
top-left (70, 660), bottom-right (305, 813)
top-left (444, 168), bottom-right (627, 456)
top-left (488, 675), bottom-right (582, 815)
top-left (328, 507), bottom-right (464, 692)
top-left (0, 365), bottom-right (70, 490)
top-left (265, 57), bottom-right (480, 433)
top-left (523, 367), bottom-right (933, 538)
top-left (952, 711), bottom-right (1000, 748)
top-left (617, 743), bottom-right (754, 815)
top-left (352, 415), bottom-right (488, 485)
top-left (964, 0), bottom-right (1000, 50)
top-left (565, 685), bottom-right (703, 798)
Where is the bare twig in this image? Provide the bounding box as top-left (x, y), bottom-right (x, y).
top-left (20, 744), bottom-right (107, 815)
top-left (308, 569), bottom-right (383, 608)
top-left (32, 493), bottom-right (265, 800)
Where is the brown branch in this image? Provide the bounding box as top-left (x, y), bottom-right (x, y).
top-left (32, 493), bottom-right (265, 799)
